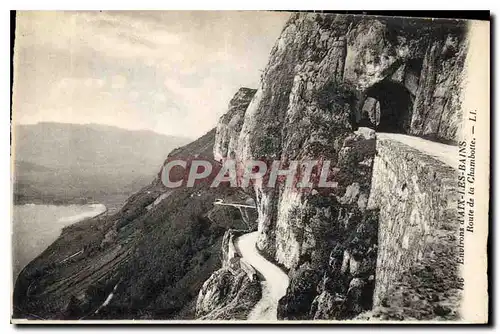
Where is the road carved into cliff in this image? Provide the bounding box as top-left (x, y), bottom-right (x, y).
top-left (377, 133), bottom-right (457, 168)
top-left (235, 231), bottom-right (289, 320)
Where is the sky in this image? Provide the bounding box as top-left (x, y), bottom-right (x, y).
top-left (12, 11), bottom-right (290, 138)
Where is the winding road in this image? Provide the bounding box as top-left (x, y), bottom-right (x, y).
top-left (235, 232), bottom-right (289, 320)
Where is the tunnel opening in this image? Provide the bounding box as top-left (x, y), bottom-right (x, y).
top-left (359, 80), bottom-right (414, 134)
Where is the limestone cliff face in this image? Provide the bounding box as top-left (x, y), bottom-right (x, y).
top-left (214, 88), bottom-right (257, 162)
top-left (235, 13), bottom-right (368, 261)
top-left (195, 267), bottom-right (260, 320)
top-left (195, 230), bottom-right (261, 320)
top-left (211, 13), bottom-right (468, 320)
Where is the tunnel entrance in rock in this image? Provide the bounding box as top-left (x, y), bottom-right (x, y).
top-left (360, 80), bottom-right (413, 133)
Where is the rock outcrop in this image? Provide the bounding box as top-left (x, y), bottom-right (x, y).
top-left (195, 267), bottom-right (261, 320)
top-left (13, 129), bottom-right (252, 320)
top-left (195, 229), bottom-right (261, 320)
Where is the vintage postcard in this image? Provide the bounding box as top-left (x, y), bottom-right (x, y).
top-left (11, 11), bottom-right (490, 323)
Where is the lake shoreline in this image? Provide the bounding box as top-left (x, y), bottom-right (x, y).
top-left (12, 203), bottom-right (107, 281)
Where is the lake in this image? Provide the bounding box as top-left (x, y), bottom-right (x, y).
top-left (12, 203), bottom-right (106, 281)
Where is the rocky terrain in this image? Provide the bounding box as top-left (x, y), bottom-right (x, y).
top-left (195, 230), bottom-right (261, 320)
top-left (14, 12), bottom-right (468, 321)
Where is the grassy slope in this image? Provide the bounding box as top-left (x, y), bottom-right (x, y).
top-left (13, 129), bottom-right (250, 320)
top-left (12, 123), bottom-right (191, 206)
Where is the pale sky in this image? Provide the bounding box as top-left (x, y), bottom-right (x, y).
top-left (12, 11), bottom-right (290, 138)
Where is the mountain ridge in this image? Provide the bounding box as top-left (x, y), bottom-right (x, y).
top-left (13, 122), bottom-right (191, 207)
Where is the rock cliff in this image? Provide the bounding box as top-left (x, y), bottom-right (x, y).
top-left (214, 88), bottom-right (257, 162)
top-left (209, 12), bottom-right (468, 320)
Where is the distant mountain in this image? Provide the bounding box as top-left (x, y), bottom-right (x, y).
top-left (12, 122), bottom-right (191, 207)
